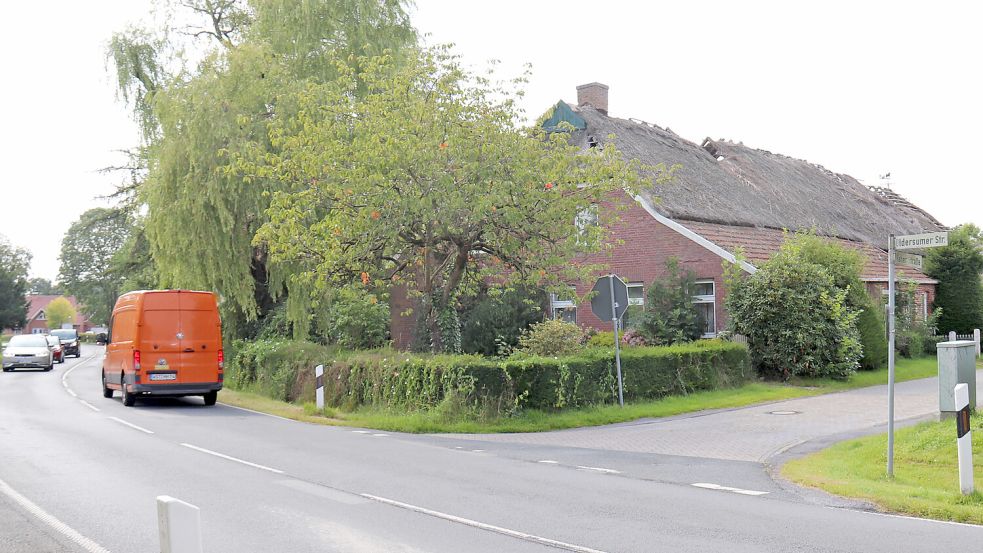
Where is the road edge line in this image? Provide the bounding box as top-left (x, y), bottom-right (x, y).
top-left (0, 477), bottom-right (111, 553)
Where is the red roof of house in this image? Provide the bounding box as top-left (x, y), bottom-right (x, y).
top-left (679, 220), bottom-right (937, 284)
top-left (26, 295), bottom-right (91, 326)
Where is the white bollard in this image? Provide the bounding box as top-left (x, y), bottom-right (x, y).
top-left (157, 496), bottom-right (203, 553)
top-left (954, 384), bottom-right (974, 496)
top-left (315, 364), bottom-right (324, 411)
top-left (974, 329), bottom-right (981, 357)
top-left (949, 330), bottom-right (957, 342)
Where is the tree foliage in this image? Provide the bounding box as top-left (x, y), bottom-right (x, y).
top-left (240, 49), bottom-right (657, 350)
top-left (45, 297), bottom-right (77, 330)
top-left (58, 208), bottom-right (131, 324)
top-left (638, 257), bottom-right (703, 345)
top-left (27, 278), bottom-right (57, 295)
top-left (107, 0), bottom-right (418, 334)
top-left (460, 286), bottom-right (546, 356)
top-left (726, 237), bottom-right (862, 380)
top-left (0, 236), bottom-right (31, 330)
top-left (925, 224), bottom-right (983, 334)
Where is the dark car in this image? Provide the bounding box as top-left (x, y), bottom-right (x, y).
top-left (50, 329), bottom-right (81, 358)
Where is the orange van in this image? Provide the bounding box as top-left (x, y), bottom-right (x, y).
top-left (102, 290), bottom-right (224, 407)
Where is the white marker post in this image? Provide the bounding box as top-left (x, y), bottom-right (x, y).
top-left (315, 364), bottom-right (325, 411)
top-left (955, 383), bottom-right (974, 495)
top-left (975, 329), bottom-right (981, 357)
top-left (157, 496), bottom-right (203, 553)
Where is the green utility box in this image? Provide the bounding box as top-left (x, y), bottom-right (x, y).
top-left (937, 340), bottom-right (977, 415)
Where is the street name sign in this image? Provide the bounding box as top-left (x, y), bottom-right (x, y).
top-left (895, 231), bottom-right (948, 250)
top-left (896, 252), bottom-right (923, 269)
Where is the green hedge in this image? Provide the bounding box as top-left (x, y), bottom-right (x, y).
top-left (226, 339), bottom-right (751, 415)
top-left (325, 340), bottom-right (750, 413)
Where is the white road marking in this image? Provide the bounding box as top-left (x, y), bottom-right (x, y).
top-left (851, 507), bottom-right (983, 529)
top-left (352, 430), bottom-right (372, 434)
top-left (79, 400), bottom-right (100, 412)
top-left (67, 389), bottom-right (78, 398)
top-left (218, 402), bottom-right (296, 423)
top-left (361, 493), bottom-right (610, 553)
top-left (372, 433), bottom-right (389, 437)
top-left (107, 417), bottom-right (154, 434)
top-left (471, 449), bottom-right (485, 453)
top-left (538, 460), bottom-right (559, 464)
top-left (692, 483), bottom-right (769, 496)
top-left (180, 443), bottom-right (284, 474)
top-left (0, 477), bottom-right (111, 553)
top-left (576, 466), bottom-right (621, 475)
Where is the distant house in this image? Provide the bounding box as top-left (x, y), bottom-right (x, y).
top-left (2, 295), bottom-right (94, 335)
top-left (545, 83), bottom-right (943, 336)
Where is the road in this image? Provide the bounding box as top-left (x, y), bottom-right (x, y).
top-left (1, 345), bottom-right (980, 552)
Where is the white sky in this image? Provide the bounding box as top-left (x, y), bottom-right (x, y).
top-left (2, 1), bottom-right (981, 281)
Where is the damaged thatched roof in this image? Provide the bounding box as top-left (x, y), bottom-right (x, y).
top-left (564, 103), bottom-right (943, 245)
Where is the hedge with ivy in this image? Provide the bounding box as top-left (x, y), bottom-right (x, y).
top-left (228, 339), bottom-right (750, 414)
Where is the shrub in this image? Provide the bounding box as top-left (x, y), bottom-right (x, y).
top-left (322, 340), bottom-right (750, 413)
top-left (516, 319), bottom-right (585, 357)
top-left (318, 287), bottom-right (390, 349)
top-left (727, 246), bottom-right (861, 380)
top-left (460, 287), bottom-right (545, 356)
top-left (926, 224), bottom-right (983, 334)
top-left (621, 329), bottom-right (650, 347)
top-left (856, 304), bottom-right (888, 370)
top-left (586, 330), bottom-right (615, 348)
top-left (638, 258), bottom-right (703, 345)
top-left (226, 339), bottom-right (336, 402)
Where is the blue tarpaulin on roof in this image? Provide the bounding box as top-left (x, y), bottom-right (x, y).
top-left (541, 101), bottom-right (586, 132)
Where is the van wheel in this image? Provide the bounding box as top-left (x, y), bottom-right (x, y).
top-left (101, 372), bottom-right (113, 398)
top-left (121, 378), bottom-right (136, 407)
top-left (203, 391), bottom-right (218, 406)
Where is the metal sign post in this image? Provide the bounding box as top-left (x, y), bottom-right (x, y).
top-left (887, 230), bottom-right (948, 477)
top-left (590, 275), bottom-right (629, 407)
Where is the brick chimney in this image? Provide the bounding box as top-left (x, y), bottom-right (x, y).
top-left (576, 82), bottom-right (609, 114)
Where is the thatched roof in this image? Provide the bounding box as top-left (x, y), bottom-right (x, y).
top-left (565, 103), bottom-right (944, 245)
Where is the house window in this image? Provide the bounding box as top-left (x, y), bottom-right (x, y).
top-left (692, 280), bottom-right (716, 337)
top-left (32, 328), bottom-right (46, 334)
top-left (621, 282), bottom-right (644, 329)
top-left (37, 310), bottom-right (46, 321)
top-left (575, 205), bottom-right (599, 232)
top-left (922, 292), bottom-right (929, 321)
top-left (550, 288), bottom-right (577, 324)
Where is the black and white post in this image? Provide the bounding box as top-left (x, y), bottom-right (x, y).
top-left (955, 383), bottom-right (974, 495)
top-left (315, 364), bottom-right (325, 411)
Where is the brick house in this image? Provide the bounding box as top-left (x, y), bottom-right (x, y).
top-left (546, 83), bottom-right (942, 336)
top-left (3, 295), bottom-right (93, 335)
top-left (389, 83), bottom-right (943, 348)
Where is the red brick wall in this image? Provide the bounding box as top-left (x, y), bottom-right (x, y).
top-left (566, 199), bottom-right (732, 334)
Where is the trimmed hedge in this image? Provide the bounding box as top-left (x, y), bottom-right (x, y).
top-left (226, 339), bottom-right (751, 415)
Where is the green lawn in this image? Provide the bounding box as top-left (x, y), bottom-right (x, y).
top-left (220, 356), bottom-right (943, 434)
top-left (784, 419), bottom-right (983, 524)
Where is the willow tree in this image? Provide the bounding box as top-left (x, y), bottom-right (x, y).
top-left (108, 0), bottom-right (416, 333)
top-left (240, 50), bottom-right (659, 351)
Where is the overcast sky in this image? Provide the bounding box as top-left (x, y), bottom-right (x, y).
top-left (1, 1), bottom-right (980, 281)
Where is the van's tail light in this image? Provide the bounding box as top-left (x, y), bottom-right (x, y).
top-left (217, 349), bottom-right (224, 370)
top-left (133, 350), bottom-right (142, 371)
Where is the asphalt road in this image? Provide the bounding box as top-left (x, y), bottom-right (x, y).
top-left (1, 345), bottom-right (980, 552)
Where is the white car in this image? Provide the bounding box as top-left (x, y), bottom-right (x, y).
top-left (2, 334), bottom-right (54, 372)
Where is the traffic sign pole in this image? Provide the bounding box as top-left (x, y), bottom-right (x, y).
top-left (608, 275), bottom-right (625, 407)
top-left (887, 234), bottom-right (896, 477)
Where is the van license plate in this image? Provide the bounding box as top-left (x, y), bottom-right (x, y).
top-left (150, 373), bottom-right (177, 381)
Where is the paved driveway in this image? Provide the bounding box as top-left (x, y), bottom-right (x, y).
top-left (449, 371), bottom-right (983, 462)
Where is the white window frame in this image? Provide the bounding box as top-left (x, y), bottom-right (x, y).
top-left (37, 310), bottom-right (46, 321)
top-left (692, 279), bottom-right (716, 338)
top-left (550, 288), bottom-right (577, 323)
top-left (627, 282), bottom-right (644, 306)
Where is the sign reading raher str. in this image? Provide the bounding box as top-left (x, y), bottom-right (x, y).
top-left (895, 231), bottom-right (948, 250)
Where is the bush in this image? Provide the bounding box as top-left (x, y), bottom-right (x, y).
top-left (586, 330), bottom-right (615, 348)
top-left (638, 258), bottom-right (703, 345)
top-left (727, 246), bottom-right (861, 380)
top-left (856, 304), bottom-right (888, 370)
top-left (320, 340), bottom-right (750, 414)
top-left (926, 224), bottom-right (983, 334)
top-left (318, 287), bottom-right (390, 349)
top-left (226, 339), bottom-right (336, 402)
top-left (460, 287), bottom-right (545, 356)
top-left (516, 319), bottom-right (585, 357)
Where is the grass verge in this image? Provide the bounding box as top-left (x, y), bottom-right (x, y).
top-left (219, 356), bottom-right (945, 434)
top-left (783, 419), bottom-right (983, 524)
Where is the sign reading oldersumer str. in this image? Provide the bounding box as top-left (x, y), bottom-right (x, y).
top-left (895, 232), bottom-right (949, 250)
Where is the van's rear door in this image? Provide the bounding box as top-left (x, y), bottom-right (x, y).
top-left (140, 293), bottom-right (182, 383)
top-left (177, 292), bottom-right (221, 385)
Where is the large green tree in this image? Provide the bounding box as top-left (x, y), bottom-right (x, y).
top-left (27, 278), bottom-right (57, 295)
top-left (0, 236), bottom-right (31, 330)
top-left (925, 224), bottom-right (983, 334)
top-left (108, 0), bottom-right (417, 334)
top-left (240, 49), bottom-right (656, 350)
top-left (58, 208), bottom-right (131, 324)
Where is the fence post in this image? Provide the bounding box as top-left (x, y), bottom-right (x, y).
top-left (315, 364), bottom-right (325, 411)
top-left (157, 496), bottom-right (203, 553)
top-left (975, 329), bottom-right (981, 357)
top-left (949, 331), bottom-right (957, 342)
